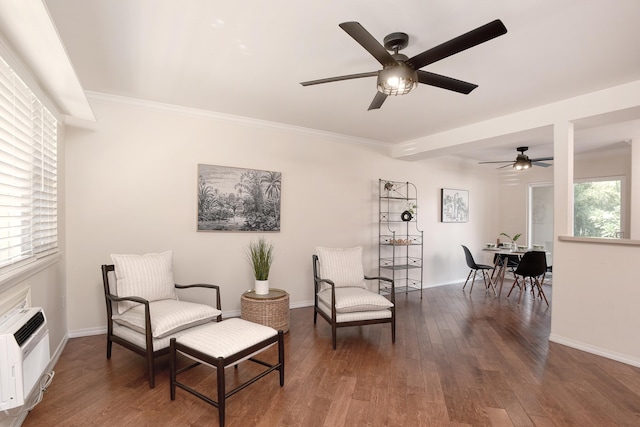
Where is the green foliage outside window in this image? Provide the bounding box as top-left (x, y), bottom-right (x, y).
top-left (574, 180), bottom-right (621, 238)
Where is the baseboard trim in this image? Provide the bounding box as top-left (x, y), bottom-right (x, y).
top-left (68, 326), bottom-right (106, 338)
top-left (67, 304), bottom-right (316, 337)
top-left (549, 333), bottom-right (640, 368)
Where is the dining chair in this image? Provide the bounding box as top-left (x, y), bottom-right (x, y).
top-left (490, 252), bottom-right (520, 295)
top-left (461, 245), bottom-right (496, 295)
top-left (491, 253), bottom-right (519, 279)
top-left (507, 250), bottom-right (548, 305)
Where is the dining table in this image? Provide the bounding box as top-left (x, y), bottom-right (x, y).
top-left (482, 246), bottom-right (530, 297)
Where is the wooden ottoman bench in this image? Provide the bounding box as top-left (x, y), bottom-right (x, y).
top-left (169, 317), bottom-right (285, 427)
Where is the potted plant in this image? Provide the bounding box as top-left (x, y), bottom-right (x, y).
top-left (246, 237), bottom-right (274, 295)
top-left (500, 232), bottom-right (522, 251)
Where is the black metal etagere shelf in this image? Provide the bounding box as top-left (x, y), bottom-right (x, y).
top-left (378, 179), bottom-right (424, 298)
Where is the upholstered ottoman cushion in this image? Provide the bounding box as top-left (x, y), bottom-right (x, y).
top-left (176, 317), bottom-right (277, 360)
top-left (170, 317), bottom-right (285, 427)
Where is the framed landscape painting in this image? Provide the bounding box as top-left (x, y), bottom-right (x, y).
top-left (441, 188), bottom-right (469, 223)
top-left (197, 164), bottom-right (281, 231)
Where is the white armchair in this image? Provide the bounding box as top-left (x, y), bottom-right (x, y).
top-left (101, 250), bottom-right (222, 388)
top-left (312, 246), bottom-right (395, 349)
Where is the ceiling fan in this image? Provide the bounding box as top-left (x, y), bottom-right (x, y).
top-left (300, 20), bottom-right (507, 110)
top-left (479, 146), bottom-right (554, 170)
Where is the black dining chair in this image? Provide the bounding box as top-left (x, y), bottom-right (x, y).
top-left (461, 245), bottom-right (495, 295)
top-left (491, 253), bottom-right (519, 280)
top-left (507, 251), bottom-right (548, 305)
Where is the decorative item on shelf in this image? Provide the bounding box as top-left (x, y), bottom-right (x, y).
top-left (499, 232), bottom-right (522, 251)
top-left (246, 237), bottom-right (275, 295)
top-left (401, 201), bottom-right (417, 221)
top-left (384, 181), bottom-right (394, 193)
top-left (390, 238), bottom-right (413, 245)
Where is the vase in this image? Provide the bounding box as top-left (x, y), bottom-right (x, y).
top-left (255, 279), bottom-right (270, 295)
top-left (401, 210), bottom-right (413, 221)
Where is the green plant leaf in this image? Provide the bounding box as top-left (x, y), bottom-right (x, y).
top-left (246, 237), bottom-right (274, 280)
top-left (500, 232), bottom-right (522, 242)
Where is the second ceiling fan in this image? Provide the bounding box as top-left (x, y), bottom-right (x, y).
top-left (479, 146), bottom-right (554, 170)
top-left (300, 19), bottom-right (507, 110)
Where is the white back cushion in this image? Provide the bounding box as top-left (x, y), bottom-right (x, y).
top-left (111, 250), bottom-right (177, 314)
top-left (315, 246), bottom-right (366, 289)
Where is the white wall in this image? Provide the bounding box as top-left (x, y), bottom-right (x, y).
top-left (64, 96), bottom-right (499, 334)
top-left (551, 238), bottom-right (640, 365)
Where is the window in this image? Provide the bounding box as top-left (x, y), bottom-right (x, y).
top-left (528, 177), bottom-right (625, 250)
top-left (574, 178), bottom-right (623, 238)
top-left (0, 56), bottom-right (58, 271)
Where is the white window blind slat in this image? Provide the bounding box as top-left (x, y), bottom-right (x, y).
top-left (0, 55), bottom-right (58, 269)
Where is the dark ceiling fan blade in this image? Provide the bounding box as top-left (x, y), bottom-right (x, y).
top-left (368, 92), bottom-right (388, 110)
top-left (406, 19), bottom-right (507, 70)
top-left (530, 157), bottom-right (553, 162)
top-left (339, 22), bottom-right (398, 66)
top-left (417, 70), bottom-right (478, 94)
top-left (532, 161), bottom-right (552, 167)
top-left (478, 160), bottom-right (513, 164)
top-left (300, 71), bottom-right (378, 86)
top-left (497, 163), bottom-right (514, 169)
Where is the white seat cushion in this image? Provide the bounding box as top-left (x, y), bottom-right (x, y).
top-left (317, 300), bottom-right (392, 323)
top-left (315, 247), bottom-right (366, 289)
top-left (112, 320), bottom-right (215, 351)
top-left (176, 318), bottom-right (277, 359)
top-left (113, 299), bottom-right (221, 338)
top-left (317, 287), bottom-right (393, 313)
top-left (111, 250), bottom-right (177, 314)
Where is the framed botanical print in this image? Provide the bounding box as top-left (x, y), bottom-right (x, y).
top-left (197, 164), bottom-right (281, 231)
top-left (441, 188), bottom-right (469, 223)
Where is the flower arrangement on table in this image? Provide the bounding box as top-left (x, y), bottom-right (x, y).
top-left (500, 232), bottom-right (523, 250)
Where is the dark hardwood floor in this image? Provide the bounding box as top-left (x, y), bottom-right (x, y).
top-left (22, 281), bottom-right (640, 426)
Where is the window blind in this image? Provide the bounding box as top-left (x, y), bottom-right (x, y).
top-left (0, 56), bottom-right (58, 270)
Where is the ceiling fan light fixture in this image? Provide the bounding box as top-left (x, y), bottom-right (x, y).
top-left (377, 64), bottom-right (418, 96)
top-left (513, 157), bottom-right (532, 170)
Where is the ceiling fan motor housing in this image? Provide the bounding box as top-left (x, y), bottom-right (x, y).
top-left (383, 32), bottom-right (409, 52)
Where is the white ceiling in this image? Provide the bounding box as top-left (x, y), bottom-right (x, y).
top-left (38, 0), bottom-right (640, 162)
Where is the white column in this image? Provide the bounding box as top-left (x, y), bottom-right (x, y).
top-left (630, 138), bottom-right (640, 239)
top-left (553, 121), bottom-right (574, 236)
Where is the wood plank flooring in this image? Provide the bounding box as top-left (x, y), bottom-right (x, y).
top-left (21, 282), bottom-right (640, 426)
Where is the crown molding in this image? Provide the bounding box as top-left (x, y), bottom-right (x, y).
top-left (85, 91), bottom-right (390, 150)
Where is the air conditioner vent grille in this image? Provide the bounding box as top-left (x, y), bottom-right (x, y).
top-left (14, 311), bottom-right (44, 347)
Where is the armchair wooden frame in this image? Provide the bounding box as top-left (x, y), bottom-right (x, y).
top-left (312, 255), bottom-right (396, 349)
top-left (101, 264), bottom-right (222, 388)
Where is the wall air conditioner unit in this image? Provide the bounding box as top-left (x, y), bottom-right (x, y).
top-left (0, 307), bottom-right (50, 410)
